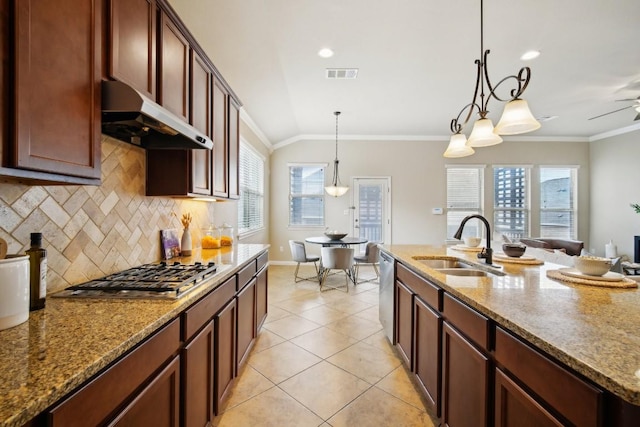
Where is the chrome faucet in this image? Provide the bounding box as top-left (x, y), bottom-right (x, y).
top-left (453, 214), bottom-right (493, 265)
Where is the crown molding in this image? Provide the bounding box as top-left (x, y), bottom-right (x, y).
top-left (239, 109), bottom-right (273, 152)
top-left (589, 122), bottom-right (640, 142)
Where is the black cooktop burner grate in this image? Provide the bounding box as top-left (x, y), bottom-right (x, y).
top-left (66, 262), bottom-right (217, 296)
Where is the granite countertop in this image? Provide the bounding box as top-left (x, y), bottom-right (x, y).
top-left (0, 244), bottom-right (269, 427)
top-left (382, 244), bottom-right (640, 406)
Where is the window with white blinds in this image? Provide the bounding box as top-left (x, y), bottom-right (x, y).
top-left (289, 164), bottom-right (325, 227)
top-left (539, 167), bottom-right (577, 239)
top-left (446, 166), bottom-right (484, 238)
top-left (493, 166), bottom-right (530, 240)
top-left (237, 142), bottom-right (265, 235)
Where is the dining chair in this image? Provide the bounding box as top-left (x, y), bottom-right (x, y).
top-left (320, 247), bottom-right (355, 292)
top-left (289, 240), bottom-right (320, 282)
top-left (354, 242), bottom-right (381, 284)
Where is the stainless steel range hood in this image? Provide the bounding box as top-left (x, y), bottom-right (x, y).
top-left (101, 80), bottom-right (213, 150)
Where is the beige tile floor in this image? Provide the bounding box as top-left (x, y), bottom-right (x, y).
top-left (212, 265), bottom-right (438, 427)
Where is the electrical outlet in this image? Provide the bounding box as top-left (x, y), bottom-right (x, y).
top-left (279, 246), bottom-right (283, 252)
top-left (343, 209), bottom-right (349, 215)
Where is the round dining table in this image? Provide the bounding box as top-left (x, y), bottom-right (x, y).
top-left (304, 236), bottom-right (368, 247)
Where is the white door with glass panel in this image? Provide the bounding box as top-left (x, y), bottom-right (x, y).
top-left (351, 177), bottom-right (391, 245)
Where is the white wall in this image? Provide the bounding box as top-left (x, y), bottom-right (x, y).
top-left (269, 137), bottom-right (591, 261)
top-left (589, 129), bottom-right (640, 259)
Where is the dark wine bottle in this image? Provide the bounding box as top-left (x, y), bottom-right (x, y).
top-left (26, 232), bottom-right (47, 311)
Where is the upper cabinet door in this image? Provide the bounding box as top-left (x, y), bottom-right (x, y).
top-left (159, 11), bottom-right (189, 122)
top-left (212, 79), bottom-right (228, 198)
top-left (190, 50), bottom-right (212, 196)
top-left (228, 97), bottom-right (240, 200)
top-left (13, 0), bottom-right (101, 180)
top-left (108, 0), bottom-right (156, 100)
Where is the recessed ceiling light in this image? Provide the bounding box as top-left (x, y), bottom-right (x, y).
top-left (318, 48), bottom-right (334, 58)
top-left (521, 50), bottom-right (540, 61)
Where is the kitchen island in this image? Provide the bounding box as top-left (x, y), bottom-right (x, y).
top-left (381, 244), bottom-right (640, 426)
top-left (0, 244), bottom-right (269, 427)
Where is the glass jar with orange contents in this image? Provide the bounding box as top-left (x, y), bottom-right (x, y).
top-left (201, 227), bottom-right (221, 249)
top-left (220, 223), bottom-right (234, 246)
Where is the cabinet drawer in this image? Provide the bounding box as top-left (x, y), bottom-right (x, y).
top-left (494, 327), bottom-right (603, 427)
top-left (237, 261), bottom-right (257, 291)
top-left (49, 318), bottom-right (180, 427)
top-left (257, 251), bottom-right (269, 272)
top-left (182, 275), bottom-right (236, 340)
top-left (397, 263), bottom-right (441, 310)
top-left (442, 293), bottom-right (489, 351)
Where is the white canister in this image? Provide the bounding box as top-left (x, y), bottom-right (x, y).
top-left (0, 255), bottom-right (30, 330)
top-left (605, 240), bottom-right (618, 258)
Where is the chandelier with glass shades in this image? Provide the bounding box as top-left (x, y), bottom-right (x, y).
top-left (443, 0), bottom-right (541, 158)
top-left (325, 111), bottom-right (349, 197)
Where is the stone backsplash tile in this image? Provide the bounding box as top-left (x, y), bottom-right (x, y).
top-left (0, 136), bottom-right (215, 293)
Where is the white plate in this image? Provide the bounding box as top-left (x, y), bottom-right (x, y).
top-left (559, 268), bottom-right (624, 282)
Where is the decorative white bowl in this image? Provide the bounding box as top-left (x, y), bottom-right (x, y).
top-left (463, 236), bottom-right (481, 247)
top-left (574, 256), bottom-right (612, 276)
top-left (325, 231), bottom-right (347, 240)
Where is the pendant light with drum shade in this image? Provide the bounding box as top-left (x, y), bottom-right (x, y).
top-left (443, 0), bottom-right (541, 158)
top-left (325, 111), bottom-right (349, 197)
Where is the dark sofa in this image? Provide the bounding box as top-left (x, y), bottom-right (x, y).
top-left (518, 238), bottom-right (584, 256)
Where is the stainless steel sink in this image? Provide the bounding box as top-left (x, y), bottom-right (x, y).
top-left (412, 256), bottom-right (505, 277)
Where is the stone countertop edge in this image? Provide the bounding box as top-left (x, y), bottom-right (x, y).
top-left (381, 244), bottom-right (640, 406)
top-left (0, 244), bottom-right (269, 427)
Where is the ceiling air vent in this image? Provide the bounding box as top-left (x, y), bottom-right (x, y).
top-left (326, 68), bottom-right (359, 79)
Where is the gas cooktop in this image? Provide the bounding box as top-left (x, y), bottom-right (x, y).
top-left (55, 261), bottom-right (219, 299)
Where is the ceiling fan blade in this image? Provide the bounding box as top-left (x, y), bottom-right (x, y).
top-left (635, 113), bottom-right (640, 121)
top-left (588, 105), bottom-right (632, 120)
top-left (615, 98), bottom-right (640, 102)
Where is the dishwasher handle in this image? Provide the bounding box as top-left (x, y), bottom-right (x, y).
top-left (380, 251), bottom-right (393, 263)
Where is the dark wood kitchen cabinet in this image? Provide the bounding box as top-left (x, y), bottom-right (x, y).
top-left (394, 279), bottom-right (413, 368)
top-left (414, 296), bottom-right (442, 415)
top-left (228, 97), bottom-right (240, 199)
top-left (236, 278), bottom-right (257, 368)
top-left (395, 262), bottom-right (442, 416)
top-left (442, 321), bottom-right (490, 427)
top-left (212, 79), bottom-right (229, 198)
top-left (107, 0), bottom-right (157, 100)
top-left (189, 50), bottom-right (213, 196)
top-left (145, 48), bottom-right (213, 197)
top-left (256, 252), bottom-right (269, 330)
top-left (182, 322), bottom-right (214, 427)
top-left (0, 0), bottom-right (7, 160)
top-left (214, 298), bottom-right (237, 414)
top-left (109, 356), bottom-right (180, 426)
top-left (494, 326), bottom-right (603, 427)
top-left (159, 10), bottom-right (189, 122)
top-left (441, 293), bottom-right (491, 427)
top-left (48, 318), bottom-right (181, 426)
top-left (2, 0), bottom-right (101, 185)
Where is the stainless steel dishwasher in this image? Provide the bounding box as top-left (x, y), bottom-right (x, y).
top-left (378, 250), bottom-right (395, 343)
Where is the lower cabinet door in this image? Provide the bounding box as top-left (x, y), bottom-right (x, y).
top-left (214, 299), bottom-right (237, 414)
top-left (236, 278), bottom-right (257, 368)
top-left (108, 356), bottom-right (180, 427)
top-left (182, 322), bottom-right (214, 427)
top-left (395, 280), bottom-right (413, 368)
top-left (414, 296), bottom-right (442, 416)
top-left (495, 368), bottom-right (563, 427)
top-left (256, 266), bottom-right (268, 330)
top-left (442, 322), bottom-right (490, 427)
